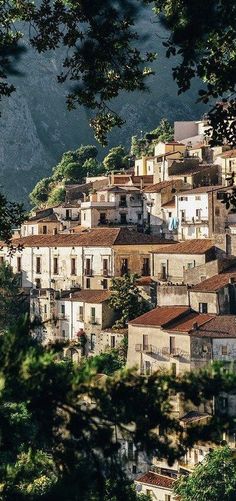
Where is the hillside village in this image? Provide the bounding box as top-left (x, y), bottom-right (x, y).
top-left (3, 117), bottom-right (236, 499)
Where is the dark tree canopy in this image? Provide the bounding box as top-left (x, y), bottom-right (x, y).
top-left (0, 316), bottom-right (235, 499)
top-left (0, 1), bottom-right (235, 144)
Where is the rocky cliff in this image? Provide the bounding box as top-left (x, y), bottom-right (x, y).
top-left (0, 9), bottom-right (205, 203)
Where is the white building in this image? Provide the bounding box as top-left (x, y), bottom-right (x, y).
top-left (80, 185), bottom-right (144, 228)
top-left (135, 471), bottom-right (175, 500)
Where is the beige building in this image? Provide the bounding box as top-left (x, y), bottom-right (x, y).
top-left (218, 149), bottom-right (236, 186)
top-left (189, 272), bottom-right (236, 315)
top-left (2, 228), bottom-right (168, 291)
top-left (135, 471), bottom-right (175, 500)
top-left (21, 204), bottom-right (81, 237)
top-left (151, 239), bottom-right (217, 284)
top-left (80, 185), bottom-right (144, 228)
top-left (127, 307), bottom-right (236, 389)
top-left (143, 180), bottom-right (183, 237)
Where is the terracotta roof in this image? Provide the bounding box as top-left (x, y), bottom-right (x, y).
top-left (171, 164), bottom-right (217, 176)
top-left (144, 181), bottom-right (175, 193)
top-left (133, 175), bottom-right (153, 184)
top-left (129, 306), bottom-right (190, 327)
top-left (63, 290), bottom-right (112, 303)
top-left (221, 149), bottom-right (236, 158)
top-left (136, 276), bottom-right (153, 286)
top-left (167, 312), bottom-right (213, 333)
top-left (178, 185), bottom-right (224, 195)
top-left (97, 185), bottom-right (139, 193)
top-left (136, 472), bottom-right (175, 489)
top-left (180, 411), bottom-right (210, 424)
top-left (162, 198), bottom-right (176, 208)
top-left (25, 213), bottom-right (59, 224)
top-left (191, 315), bottom-right (236, 338)
top-left (5, 228), bottom-right (171, 248)
top-left (191, 271), bottom-right (236, 292)
top-left (151, 239), bottom-right (214, 255)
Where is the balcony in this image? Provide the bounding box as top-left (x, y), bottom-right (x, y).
top-left (89, 317), bottom-right (99, 325)
top-left (135, 345), bottom-right (189, 360)
top-left (81, 201), bottom-right (116, 209)
top-left (84, 269), bottom-right (93, 276)
top-left (101, 269), bottom-right (110, 277)
top-left (181, 217), bottom-right (209, 226)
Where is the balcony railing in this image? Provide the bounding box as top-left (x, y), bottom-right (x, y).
top-left (181, 217), bottom-right (209, 225)
top-left (101, 269), bottom-right (110, 277)
top-left (135, 344), bottom-right (189, 359)
top-left (84, 269), bottom-right (93, 276)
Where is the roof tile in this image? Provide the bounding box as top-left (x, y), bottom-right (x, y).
top-left (136, 472), bottom-right (175, 489)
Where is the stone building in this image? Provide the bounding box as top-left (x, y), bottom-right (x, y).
top-left (1, 228), bottom-right (169, 291)
top-left (151, 239), bottom-right (218, 284)
top-left (143, 179), bottom-right (183, 236)
top-left (80, 185), bottom-right (144, 228)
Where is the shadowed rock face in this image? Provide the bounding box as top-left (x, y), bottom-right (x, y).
top-left (0, 8), bottom-right (205, 203)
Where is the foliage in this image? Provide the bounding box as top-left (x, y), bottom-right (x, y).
top-left (103, 146), bottom-right (129, 171)
top-left (83, 350), bottom-right (125, 376)
top-left (29, 177), bottom-right (53, 208)
top-left (52, 145), bottom-right (98, 182)
top-left (0, 192), bottom-right (24, 244)
top-left (0, 317), bottom-right (235, 498)
top-left (147, 118), bottom-right (174, 143)
top-left (83, 158), bottom-right (105, 177)
top-left (174, 446), bottom-right (236, 501)
top-left (29, 145), bottom-right (99, 207)
top-left (109, 274), bottom-right (149, 328)
top-left (149, 0), bottom-right (236, 145)
top-left (0, 262), bottom-right (28, 332)
top-left (131, 118), bottom-right (174, 157)
top-left (47, 186), bottom-right (66, 206)
top-left (1, 1), bottom-right (235, 143)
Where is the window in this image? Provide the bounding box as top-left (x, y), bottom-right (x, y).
top-left (120, 212), bottom-right (127, 224)
top-left (138, 213), bottom-right (142, 221)
top-left (119, 195), bottom-right (127, 207)
top-left (143, 334), bottom-right (149, 351)
top-left (31, 227), bottom-right (34, 235)
top-left (61, 304), bottom-right (65, 316)
top-left (121, 258), bottom-right (128, 276)
top-left (199, 302), bottom-right (208, 313)
top-left (165, 495), bottom-right (171, 501)
top-left (35, 278), bottom-right (41, 289)
top-left (168, 211), bottom-right (172, 217)
top-left (222, 345), bottom-right (228, 355)
top-left (215, 207), bottom-right (220, 216)
top-left (0, 256), bottom-right (4, 266)
top-left (217, 192), bottom-right (225, 200)
top-left (132, 465), bottom-right (137, 475)
top-left (103, 279), bottom-right (108, 290)
top-left (180, 196), bottom-right (188, 201)
top-left (36, 257), bottom-right (41, 274)
top-left (53, 227), bottom-right (57, 235)
top-left (71, 258), bottom-right (76, 275)
top-left (195, 196), bottom-right (201, 200)
top-left (99, 212), bottom-right (106, 224)
top-left (184, 176), bottom-right (187, 183)
top-left (86, 278), bottom-right (91, 289)
top-left (91, 307), bottom-right (96, 323)
top-left (42, 225), bottom-right (47, 234)
top-left (85, 258), bottom-right (91, 276)
top-left (219, 396), bottom-right (228, 410)
top-left (180, 209), bottom-right (186, 221)
top-left (44, 304), bottom-right (47, 314)
top-left (83, 212), bottom-right (86, 221)
top-left (196, 209), bottom-right (201, 219)
top-left (111, 335), bottom-right (115, 349)
top-left (161, 263), bottom-right (167, 280)
top-left (17, 256), bottom-right (22, 272)
top-left (53, 257), bottom-right (58, 275)
top-left (128, 442), bottom-right (134, 461)
top-left (79, 306), bottom-right (83, 321)
top-left (91, 333), bottom-right (96, 351)
top-left (142, 257), bottom-right (150, 276)
top-left (66, 209), bottom-right (71, 220)
top-left (103, 258), bottom-right (108, 276)
top-left (62, 329), bottom-right (66, 338)
top-left (170, 336), bottom-right (176, 354)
